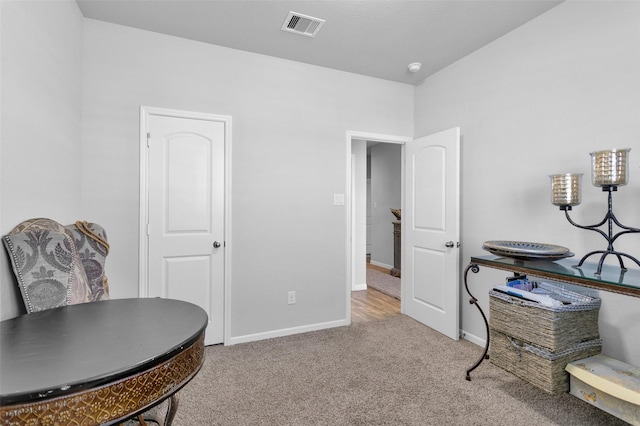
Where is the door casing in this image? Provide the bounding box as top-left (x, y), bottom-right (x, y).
top-left (139, 106), bottom-right (232, 344)
top-left (346, 131), bottom-right (412, 323)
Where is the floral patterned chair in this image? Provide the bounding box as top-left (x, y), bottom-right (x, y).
top-left (2, 218), bottom-right (103, 312)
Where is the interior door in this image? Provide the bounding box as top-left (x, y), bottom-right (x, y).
top-left (402, 127), bottom-right (460, 340)
top-left (147, 113), bottom-right (225, 345)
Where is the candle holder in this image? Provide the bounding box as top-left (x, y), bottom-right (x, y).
top-left (551, 148), bottom-right (640, 276)
top-left (550, 173), bottom-right (583, 208)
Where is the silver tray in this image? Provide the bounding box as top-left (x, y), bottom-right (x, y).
top-left (482, 240), bottom-right (574, 261)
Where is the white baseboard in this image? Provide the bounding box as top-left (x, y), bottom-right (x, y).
top-left (460, 329), bottom-right (486, 347)
top-left (369, 260), bottom-right (393, 270)
top-left (352, 283), bottom-right (367, 291)
top-left (227, 319), bottom-right (349, 346)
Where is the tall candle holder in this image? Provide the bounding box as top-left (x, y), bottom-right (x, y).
top-left (550, 148), bottom-right (640, 276)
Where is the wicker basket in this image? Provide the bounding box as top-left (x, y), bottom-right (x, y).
top-left (489, 284), bottom-right (601, 352)
top-left (490, 330), bottom-right (602, 394)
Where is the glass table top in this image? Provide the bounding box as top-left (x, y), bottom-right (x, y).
top-left (470, 255), bottom-right (640, 297)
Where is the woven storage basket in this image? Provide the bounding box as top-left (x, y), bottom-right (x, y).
top-left (489, 283), bottom-right (600, 352)
top-left (490, 330), bottom-right (602, 394)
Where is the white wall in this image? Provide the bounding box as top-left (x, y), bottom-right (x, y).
top-left (415, 1), bottom-right (640, 365)
top-left (369, 143), bottom-right (402, 268)
top-left (0, 1), bottom-right (84, 320)
top-left (352, 139), bottom-right (368, 290)
top-left (80, 19), bottom-right (413, 340)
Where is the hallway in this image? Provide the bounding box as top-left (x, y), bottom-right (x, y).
top-left (351, 263), bottom-right (401, 323)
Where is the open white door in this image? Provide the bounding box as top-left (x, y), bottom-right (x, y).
top-left (402, 127), bottom-right (460, 340)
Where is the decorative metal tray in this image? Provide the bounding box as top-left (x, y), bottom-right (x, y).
top-left (482, 240), bottom-right (574, 261)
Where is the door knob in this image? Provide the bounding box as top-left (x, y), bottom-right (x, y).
top-left (445, 241), bottom-right (455, 248)
top-left (213, 241), bottom-right (222, 248)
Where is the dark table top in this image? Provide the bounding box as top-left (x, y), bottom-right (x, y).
top-left (0, 298), bottom-right (208, 405)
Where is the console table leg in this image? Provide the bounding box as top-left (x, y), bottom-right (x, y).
top-left (464, 263), bottom-right (490, 381)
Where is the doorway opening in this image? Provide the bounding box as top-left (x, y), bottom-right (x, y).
top-left (346, 131), bottom-right (411, 324)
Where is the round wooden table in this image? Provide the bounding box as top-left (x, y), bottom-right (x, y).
top-left (0, 298), bottom-right (207, 425)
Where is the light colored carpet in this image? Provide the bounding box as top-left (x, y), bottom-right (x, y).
top-left (366, 268), bottom-right (401, 300)
top-left (173, 315), bottom-right (624, 425)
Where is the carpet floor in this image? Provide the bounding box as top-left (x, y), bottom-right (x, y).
top-left (366, 268), bottom-right (401, 300)
top-left (173, 315), bottom-right (625, 425)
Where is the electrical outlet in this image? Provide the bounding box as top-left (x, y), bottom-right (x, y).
top-left (288, 291), bottom-right (296, 305)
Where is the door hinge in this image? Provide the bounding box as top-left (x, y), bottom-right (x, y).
top-left (146, 132), bottom-right (151, 148)
top-left (147, 223), bottom-right (151, 235)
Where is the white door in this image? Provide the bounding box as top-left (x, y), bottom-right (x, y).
top-left (402, 127), bottom-right (460, 340)
top-left (147, 113), bottom-right (225, 345)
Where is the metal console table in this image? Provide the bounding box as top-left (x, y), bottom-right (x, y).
top-left (464, 255), bottom-right (640, 381)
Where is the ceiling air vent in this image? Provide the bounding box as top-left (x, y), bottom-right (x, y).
top-left (281, 11), bottom-right (325, 38)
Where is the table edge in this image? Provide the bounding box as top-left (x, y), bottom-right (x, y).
top-left (470, 256), bottom-right (640, 298)
top-left (0, 332), bottom-right (205, 425)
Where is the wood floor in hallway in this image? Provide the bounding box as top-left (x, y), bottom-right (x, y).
top-left (351, 263), bottom-right (401, 323)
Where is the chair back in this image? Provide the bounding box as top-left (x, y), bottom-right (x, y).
top-left (3, 218), bottom-right (109, 313)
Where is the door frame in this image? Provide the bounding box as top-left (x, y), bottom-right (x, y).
top-left (139, 106), bottom-right (233, 344)
top-left (346, 131), bottom-right (412, 323)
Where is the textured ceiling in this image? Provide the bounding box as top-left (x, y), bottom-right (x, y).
top-left (76, 0), bottom-right (563, 85)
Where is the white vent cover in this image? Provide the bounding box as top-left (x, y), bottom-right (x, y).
top-left (281, 11), bottom-right (325, 38)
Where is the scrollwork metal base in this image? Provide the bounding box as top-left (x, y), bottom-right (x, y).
top-left (562, 186), bottom-right (640, 276)
top-left (464, 263), bottom-right (490, 381)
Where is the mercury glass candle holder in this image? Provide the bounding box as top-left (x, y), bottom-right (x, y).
top-left (590, 148), bottom-right (630, 187)
top-left (551, 149), bottom-right (639, 276)
top-left (549, 173), bottom-right (583, 209)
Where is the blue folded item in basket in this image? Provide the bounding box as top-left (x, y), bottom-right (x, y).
top-left (507, 278), bottom-right (532, 291)
top-left (493, 285), bottom-right (564, 308)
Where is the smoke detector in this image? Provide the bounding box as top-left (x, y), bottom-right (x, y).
top-left (408, 62), bottom-right (422, 73)
top-left (281, 11), bottom-right (325, 38)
